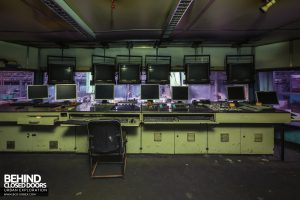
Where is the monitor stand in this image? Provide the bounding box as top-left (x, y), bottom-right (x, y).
top-left (101, 100), bottom-right (108, 104)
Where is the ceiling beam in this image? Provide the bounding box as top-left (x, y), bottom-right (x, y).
top-left (41, 0), bottom-right (96, 40)
top-left (161, 0), bottom-right (194, 40)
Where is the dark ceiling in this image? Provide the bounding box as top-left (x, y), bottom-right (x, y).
top-left (0, 0), bottom-right (300, 48)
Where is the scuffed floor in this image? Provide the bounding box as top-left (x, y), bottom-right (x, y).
top-left (0, 147), bottom-right (300, 200)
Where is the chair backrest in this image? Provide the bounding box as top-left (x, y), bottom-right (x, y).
top-left (87, 120), bottom-right (123, 153)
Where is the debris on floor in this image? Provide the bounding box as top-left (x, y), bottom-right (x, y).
top-left (225, 158), bottom-right (234, 163)
top-left (185, 192), bottom-right (193, 199)
top-left (75, 192), bottom-right (82, 196)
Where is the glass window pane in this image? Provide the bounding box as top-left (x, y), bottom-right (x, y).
top-left (0, 71), bottom-right (34, 100)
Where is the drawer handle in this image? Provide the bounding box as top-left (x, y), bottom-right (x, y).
top-left (29, 121), bottom-right (39, 124)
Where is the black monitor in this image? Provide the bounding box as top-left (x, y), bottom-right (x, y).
top-left (141, 85), bottom-right (159, 100)
top-left (185, 63), bottom-right (210, 84)
top-left (48, 64), bottom-right (75, 84)
top-left (55, 84), bottom-right (77, 100)
top-left (27, 85), bottom-right (48, 100)
top-left (118, 64), bottom-right (140, 84)
top-left (227, 86), bottom-right (245, 101)
top-left (93, 64), bottom-right (116, 83)
top-left (256, 91), bottom-right (279, 105)
top-left (227, 63), bottom-right (254, 83)
top-left (146, 64), bottom-right (170, 84)
top-left (95, 84), bottom-right (114, 100)
top-left (172, 86), bottom-right (188, 101)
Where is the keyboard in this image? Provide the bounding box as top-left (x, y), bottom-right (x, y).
top-left (172, 104), bottom-right (188, 112)
top-left (63, 119), bottom-right (89, 125)
top-left (144, 116), bottom-right (175, 122)
top-left (239, 104), bottom-right (273, 112)
top-left (10, 102), bottom-right (34, 106)
top-left (112, 105), bottom-right (140, 111)
top-left (91, 104), bottom-right (114, 111)
top-left (177, 115), bottom-right (212, 121)
top-left (33, 103), bottom-right (62, 108)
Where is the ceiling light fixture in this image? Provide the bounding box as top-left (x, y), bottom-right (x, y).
top-left (161, 0), bottom-right (194, 39)
top-left (260, 0), bottom-right (276, 13)
top-left (41, 0), bottom-right (96, 39)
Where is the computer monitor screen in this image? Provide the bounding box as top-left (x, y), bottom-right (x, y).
top-left (172, 86), bottom-right (188, 100)
top-left (55, 84), bottom-right (77, 100)
top-left (227, 86), bottom-right (245, 101)
top-left (141, 85), bottom-right (159, 100)
top-left (256, 91), bottom-right (279, 105)
top-left (147, 64), bottom-right (170, 84)
top-left (93, 64), bottom-right (115, 83)
top-left (118, 64), bottom-right (140, 83)
top-left (27, 85), bottom-right (48, 100)
top-left (48, 64), bottom-right (74, 84)
top-left (95, 84), bottom-right (114, 100)
top-left (227, 63), bottom-right (254, 83)
top-left (185, 63), bottom-right (210, 83)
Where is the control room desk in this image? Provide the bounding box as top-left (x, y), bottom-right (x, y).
top-left (0, 104), bottom-right (291, 155)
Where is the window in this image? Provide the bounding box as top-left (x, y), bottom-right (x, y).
top-left (189, 71), bottom-right (248, 102)
top-left (258, 70), bottom-right (300, 114)
top-left (0, 71), bottom-right (34, 100)
top-left (44, 72), bottom-right (92, 102)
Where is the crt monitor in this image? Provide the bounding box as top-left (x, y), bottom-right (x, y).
top-left (146, 64), bottom-right (170, 84)
top-left (141, 85), bottom-right (159, 100)
top-left (93, 64), bottom-right (115, 83)
top-left (227, 63), bottom-right (254, 83)
top-left (95, 84), bottom-right (114, 100)
top-left (172, 86), bottom-right (189, 101)
top-left (256, 91), bottom-right (279, 105)
top-left (118, 64), bottom-right (140, 83)
top-left (48, 64), bottom-right (74, 84)
top-left (55, 84), bottom-right (77, 100)
top-left (227, 86), bottom-right (245, 101)
top-left (185, 63), bottom-right (210, 83)
top-left (27, 85), bottom-right (48, 100)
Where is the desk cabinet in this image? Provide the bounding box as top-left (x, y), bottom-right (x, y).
top-left (241, 127), bottom-right (274, 154)
top-left (174, 125), bottom-right (207, 154)
top-left (0, 125), bottom-right (75, 152)
top-left (207, 126), bottom-right (241, 154)
top-left (0, 126), bottom-right (31, 151)
top-left (123, 127), bottom-right (141, 153)
top-left (142, 125), bottom-right (174, 154)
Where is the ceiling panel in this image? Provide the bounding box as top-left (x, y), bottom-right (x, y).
top-left (0, 0), bottom-right (85, 42)
top-left (0, 0), bottom-right (300, 47)
top-left (179, 0), bottom-right (300, 30)
top-left (65, 0), bottom-right (178, 31)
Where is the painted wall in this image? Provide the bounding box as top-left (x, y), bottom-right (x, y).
top-left (255, 39), bottom-right (300, 69)
top-left (0, 41), bottom-right (38, 69)
top-left (2, 38), bottom-right (300, 70)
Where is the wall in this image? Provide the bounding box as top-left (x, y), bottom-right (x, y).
top-left (255, 39), bottom-right (300, 69)
top-left (0, 41), bottom-right (38, 69)
top-left (2, 39), bottom-right (300, 70)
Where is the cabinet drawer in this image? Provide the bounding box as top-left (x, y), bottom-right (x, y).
top-left (17, 117), bottom-right (58, 125)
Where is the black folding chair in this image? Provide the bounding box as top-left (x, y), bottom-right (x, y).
top-left (87, 120), bottom-right (127, 178)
